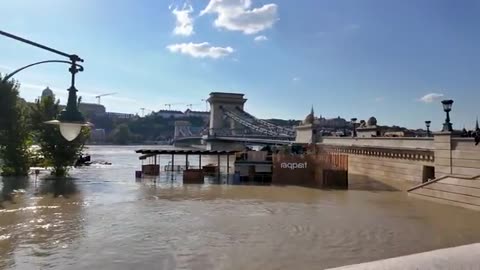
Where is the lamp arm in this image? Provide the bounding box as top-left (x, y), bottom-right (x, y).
top-left (2, 60), bottom-right (84, 82)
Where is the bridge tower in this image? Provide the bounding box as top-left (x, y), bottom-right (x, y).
top-left (207, 92), bottom-right (247, 136)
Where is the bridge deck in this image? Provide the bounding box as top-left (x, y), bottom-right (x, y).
top-left (210, 136), bottom-right (293, 144)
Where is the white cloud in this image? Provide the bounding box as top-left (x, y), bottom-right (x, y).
top-left (254, 35), bottom-right (268, 42)
top-left (167, 42), bottom-right (234, 59)
top-left (200, 0), bottom-right (278, 35)
top-left (418, 93), bottom-right (444, 103)
top-left (292, 77), bottom-right (300, 82)
top-left (171, 3), bottom-right (194, 36)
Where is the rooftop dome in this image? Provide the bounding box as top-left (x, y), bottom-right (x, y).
top-left (303, 107), bottom-right (315, 125)
top-left (367, 116), bottom-right (377, 126)
top-left (41, 87), bottom-right (54, 98)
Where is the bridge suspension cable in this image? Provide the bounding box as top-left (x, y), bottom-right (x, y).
top-left (233, 107), bottom-right (295, 136)
top-left (221, 107), bottom-right (294, 138)
top-left (173, 107), bottom-right (295, 141)
top-left (222, 107), bottom-right (278, 136)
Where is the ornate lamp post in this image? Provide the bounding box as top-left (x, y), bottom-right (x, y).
top-left (351, 118), bottom-right (357, 137)
top-left (441, 100), bottom-right (454, 132)
top-left (0, 30), bottom-right (90, 141)
top-left (44, 55), bottom-right (90, 141)
top-left (425, 120), bottom-right (431, 137)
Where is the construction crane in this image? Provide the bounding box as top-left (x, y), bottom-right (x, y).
top-left (186, 103), bottom-right (201, 110)
top-left (140, 108), bottom-right (153, 117)
top-left (201, 99), bottom-right (209, 111)
top-left (164, 103), bottom-right (184, 110)
top-left (95, 92), bottom-right (116, 104)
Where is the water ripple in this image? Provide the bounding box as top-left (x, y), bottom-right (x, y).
top-left (1, 145), bottom-right (480, 270)
top-left (0, 206), bottom-right (59, 213)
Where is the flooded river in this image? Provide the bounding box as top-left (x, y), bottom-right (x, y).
top-left (1, 145), bottom-right (480, 269)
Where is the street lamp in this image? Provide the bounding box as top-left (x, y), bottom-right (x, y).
top-left (45, 88), bottom-right (91, 141)
top-left (441, 100), bottom-right (454, 132)
top-left (0, 30), bottom-right (90, 141)
top-left (351, 118), bottom-right (357, 137)
top-left (425, 120), bottom-right (431, 137)
top-left (45, 55), bottom-right (91, 141)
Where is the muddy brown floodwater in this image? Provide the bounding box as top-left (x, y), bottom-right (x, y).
top-left (1, 145), bottom-right (480, 270)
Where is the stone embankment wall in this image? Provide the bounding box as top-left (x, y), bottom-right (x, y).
top-left (319, 137), bottom-right (434, 186)
top-left (435, 135), bottom-right (480, 177)
top-left (309, 134), bottom-right (480, 207)
top-left (315, 135), bottom-right (480, 189)
top-left (318, 137), bottom-right (435, 188)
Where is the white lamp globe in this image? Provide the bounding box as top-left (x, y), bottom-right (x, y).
top-left (44, 120), bottom-right (90, 141)
top-left (59, 123), bottom-right (83, 141)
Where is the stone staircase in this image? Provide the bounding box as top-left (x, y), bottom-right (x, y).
top-left (408, 175), bottom-right (480, 211)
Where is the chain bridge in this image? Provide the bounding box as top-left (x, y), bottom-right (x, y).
top-left (173, 92), bottom-right (296, 150)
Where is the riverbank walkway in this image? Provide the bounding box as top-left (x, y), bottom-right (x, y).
top-left (326, 243), bottom-right (480, 270)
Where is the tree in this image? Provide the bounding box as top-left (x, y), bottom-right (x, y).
top-left (31, 93), bottom-right (89, 177)
top-left (110, 123), bottom-right (132, 145)
top-left (0, 74), bottom-right (31, 176)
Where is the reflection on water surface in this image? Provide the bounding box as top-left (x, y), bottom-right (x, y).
top-left (1, 145), bottom-right (480, 270)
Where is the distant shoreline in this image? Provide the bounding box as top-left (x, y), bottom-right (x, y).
top-left (85, 143), bottom-right (171, 146)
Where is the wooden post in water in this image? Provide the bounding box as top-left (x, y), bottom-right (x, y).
top-left (227, 154), bottom-right (230, 181)
top-left (199, 154), bottom-right (202, 169)
top-left (185, 154), bottom-right (189, 170)
top-left (154, 154), bottom-right (158, 183)
top-left (217, 154), bottom-right (221, 182)
top-left (161, 154), bottom-right (164, 174)
top-left (171, 154), bottom-right (174, 171)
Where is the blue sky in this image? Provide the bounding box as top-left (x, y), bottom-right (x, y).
top-left (0, 0), bottom-right (479, 130)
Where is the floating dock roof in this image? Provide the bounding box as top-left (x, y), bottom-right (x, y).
top-left (136, 149), bottom-right (237, 157)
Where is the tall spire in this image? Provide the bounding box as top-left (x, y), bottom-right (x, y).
top-left (476, 116), bottom-right (479, 131)
top-left (303, 105), bottom-right (315, 124)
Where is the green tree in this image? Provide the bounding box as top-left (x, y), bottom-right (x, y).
top-left (31, 94), bottom-right (89, 177)
top-left (0, 74), bottom-right (31, 176)
top-left (110, 123), bottom-right (132, 145)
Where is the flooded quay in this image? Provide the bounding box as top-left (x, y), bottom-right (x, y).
top-left (1, 145), bottom-right (480, 270)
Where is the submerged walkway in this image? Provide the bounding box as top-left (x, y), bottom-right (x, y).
top-left (327, 243), bottom-right (480, 270)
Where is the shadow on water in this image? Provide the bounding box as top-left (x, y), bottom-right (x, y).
top-left (347, 174), bottom-right (403, 192)
top-left (38, 177), bottom-right (79, 198)
top-left (0, 177), bottom-right (29, 208)
top-left (138, 173), bottom-right (402, 192)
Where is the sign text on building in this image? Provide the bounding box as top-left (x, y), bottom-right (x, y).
top-left (280, 162), bottom-right (308, 170)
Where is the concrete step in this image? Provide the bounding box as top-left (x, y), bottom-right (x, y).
top-left (411, 188), bottom-right (480, 207)
top-left (409, 192), bottom-right (480, 211)
top-left (438, 177), bottom-right (480, 189)
top-left (428, 182), bottom-right (480, 197)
